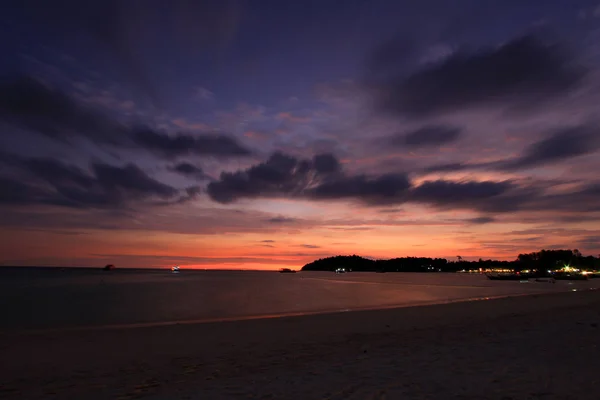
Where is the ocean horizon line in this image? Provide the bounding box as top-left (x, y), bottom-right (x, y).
top-left (0, 265), bottom-right (281, 272)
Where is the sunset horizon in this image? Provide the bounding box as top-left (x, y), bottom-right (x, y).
top-left (2, 0), bottom-right (600, 270)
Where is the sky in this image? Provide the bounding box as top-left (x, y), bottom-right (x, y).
top-left (1, 0), bottom-right (600, 269)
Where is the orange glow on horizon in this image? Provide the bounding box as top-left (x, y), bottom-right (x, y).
top-left (3, 219), bottom-right (595, 270)
top-left (2, 197), bottom-right (599, 270)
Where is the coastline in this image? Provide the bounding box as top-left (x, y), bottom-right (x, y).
top-left (6, 288), bottom-right (591, 336)
top-left (2, 289), bottom-right (600, 399)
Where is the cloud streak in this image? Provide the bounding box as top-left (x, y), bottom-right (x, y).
top-left (500, 125), bottom-right (600, 170)
top-left (0, 75), bottom-right (252, 159)
top-left (205, 151), bottom-right (528, 212)
top-left (370, 34), bottom-right (587, 118)
top-left (133, 128), bottom-right (251, 159)
top-left (205, 149), bottom-right (600, 219)
top-left (0, 155), bottom-right (193, 209)
top-left (391, 125), bottom-right (462, 148)
top-left (207, 151), bottom-right (412, 205)
top-left (168, 162), bottom-right (212, 181)
top-left (421, 124), bottom-right (600, 173)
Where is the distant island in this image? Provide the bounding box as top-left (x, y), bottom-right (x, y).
top-left (301, 249), bottom-right (600, 273)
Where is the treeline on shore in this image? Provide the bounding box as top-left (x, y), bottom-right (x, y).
top-left (301, 249), bottom-right (600, 272)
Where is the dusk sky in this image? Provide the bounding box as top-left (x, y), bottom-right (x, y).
top-left (1, 0), bottom-right (600, 269)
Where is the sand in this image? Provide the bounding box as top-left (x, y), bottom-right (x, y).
top-left (1, 290), bottom-right (599, 399)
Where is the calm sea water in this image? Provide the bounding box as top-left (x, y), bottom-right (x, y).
top-left (1, 267), bottom-right (598, 331)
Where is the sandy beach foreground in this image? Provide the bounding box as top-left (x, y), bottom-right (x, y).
top-left (2, 290), bottom-right (599, 400)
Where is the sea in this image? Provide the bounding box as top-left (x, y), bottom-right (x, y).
top-left (1, 267), bottom-right (599, 332)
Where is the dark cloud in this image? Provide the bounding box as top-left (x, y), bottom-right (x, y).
top-left (392, 125), bottom-right (462, 148)
top-left (500, 125), bottom-right (600, 170)
top-left (582, 183), bottom-right (600, 196)
top-left (408, 180), bottom-right (523, 213)
top-left (421, 124), bottom-right (600, 174)
top-left (577, 236), bottom-right (600, 249)
top-left (133, 129), bottom-right (251, 159)
top-left (266, 217), bottom-right (297, 224)
top-left (308, 173), bottom-right (411, 204)
top-left (0, 177), bottom-right (49, 205)
top-left (466, 216), bottom-right (496, 224)
top-left (313, 153), bottom-right (341, 174)
top-left (260, 240), bottom-right (276, 243)
top-left (371, 34), bottom-right (586, 117)
top-left (422, 162), bottom-right (469, 174)
top-left (207, 153), bottom-right (516, 215)
top-left (523, 182), bottom-right (600, 214)
top-left (154, 185), bottom-right (203, 206)
top-left (0, 156), bottom-right (185, 209)
top-left (184, 186), bottom-right (202, 198)
top-left (207, 151), bottom-right (411, 205)
top-left (206, 150), bottom-right (600, 217)
top-left (0, 75), bottom-right (125, 144)
top-left (412, 180), bottom-right (513, 203)
top-left (207, 152), bottom-right (332, 203)
top-left (0, 75), bottom-right (252, 159)
top-left (205, 152), bottom-right (528, 210)
top-left (93, 163), bottom-right (178, 199)
top-left (169, 162), bottom-right (211, 181)
top-left (299, 244), bottom-right (320, 249)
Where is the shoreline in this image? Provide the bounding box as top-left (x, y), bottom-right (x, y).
top-left (2, 290), bottom-right (600, 399)
top-left (6, 286), bottom-right (597, 336)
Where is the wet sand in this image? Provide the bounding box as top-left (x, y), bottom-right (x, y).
top-left (1, 289), bottom-right (599, 399)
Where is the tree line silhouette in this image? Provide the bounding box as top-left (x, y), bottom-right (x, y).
top-left (301, 249), bottom-right (600, 273)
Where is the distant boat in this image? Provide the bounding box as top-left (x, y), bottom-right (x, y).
top-left (103, 264), bottom-right (116, 271)
top-left (279, 268), bottom-right (296, 273)
top-left (171, 265), bottom-right (180, 273)
top-left (335, 267), bottom-right (346, 274)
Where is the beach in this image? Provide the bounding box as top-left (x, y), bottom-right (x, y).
top-left (2, 289), bottom-right (599, 399)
